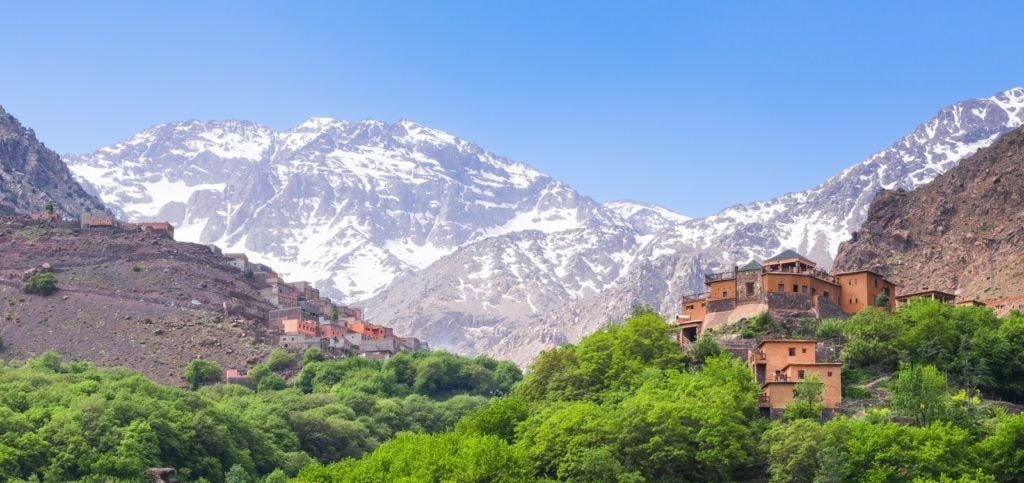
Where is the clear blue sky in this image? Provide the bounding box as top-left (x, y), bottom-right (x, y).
top-left (3, 1), bottom-right (1022, 217)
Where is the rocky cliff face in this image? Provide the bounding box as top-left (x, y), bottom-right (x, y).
top-left (833, 125), bottom-right (1024, 312)
top-left (0, 105), bottom-right (106, 216)
top-left (67, 88), bottom-right (1024, 364)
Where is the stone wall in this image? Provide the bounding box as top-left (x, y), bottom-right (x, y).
top-left (736, 270), bottom-right (764, 305)
top-left (766, 292), bottom-right (814, 311)
top-left (816, 296), bottom-right (848, 319)
top-left (707, 298), bottom-right (737, 313)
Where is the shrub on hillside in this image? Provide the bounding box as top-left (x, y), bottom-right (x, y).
top-left (183, 358), bottom-right (222, 390)
top-left (268, 348), bottom-right (296, 371)
top-left (23, 272), bottom-right (58, 295)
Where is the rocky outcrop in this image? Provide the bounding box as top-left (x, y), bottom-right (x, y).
top-left (0, 105), bottom-right (106, 216)
top-left (833, 125), bottom-right (1024, 312)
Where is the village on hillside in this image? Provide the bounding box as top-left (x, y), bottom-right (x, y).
top-left (673, 248), bottom-right (988, 417)
top-left (12, 211), bottom-right (427, 384)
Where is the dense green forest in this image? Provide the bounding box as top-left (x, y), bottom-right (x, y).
top-left (2, 299), bottom-right (1024, 481)
top-left (0, 350), bottom-right (520, 482)
top-left (300, 302), bottom-right (1024, 482)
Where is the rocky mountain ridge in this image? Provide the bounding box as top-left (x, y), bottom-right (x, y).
top-left (0, 105), bottom-right (106, 216)
top-left (66, 88), bottom-right (1024, 364)
top-left (833, 125), bottom-right (1024, 312)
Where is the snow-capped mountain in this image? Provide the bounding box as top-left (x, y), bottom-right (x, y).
top-left (66, 117), bottom-right (618, 303)
top-left (67, 87), bottom-right (1024, 364)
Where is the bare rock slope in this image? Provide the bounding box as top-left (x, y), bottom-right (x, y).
top-left (833, 125), bottom-right (1024, 312)
top-left (0, 105), bottom-right (106, 215)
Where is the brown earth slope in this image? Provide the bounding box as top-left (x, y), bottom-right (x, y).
top-left (0, 216), bottom-right (276, 385)
top-left (833, 126), bottom-right (1024, 313)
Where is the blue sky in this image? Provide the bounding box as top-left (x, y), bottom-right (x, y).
top-left (3, 1), bottom-right (1022, 217)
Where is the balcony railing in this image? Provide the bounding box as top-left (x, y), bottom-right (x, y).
top-left (774, 373), bottom-right (790, 382)
top-left (765, 266), bottom-right (833, 282)
top-left (704, 270), bottom-right (736, 283)
top-left (749, 350), bottom-right (766, 361)
top-left (757, 393), bottom-right (770, 407)
top-left (680, 292), bottom-right (710, 304)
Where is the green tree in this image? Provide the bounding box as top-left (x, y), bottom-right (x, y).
top-left (302, 347), bottom-right (325, 366)
top-left (262, 468), bottom-right (289, 483)
top-left (257, 374), bottom-right (287, 392)
top-left (891, 364), bottom-right (950, 426)
top-left (183, 359), bottom-right (222, 390)
top-left (456, 396), bottom-right (529, 443)
top-left (44, 202), bottom-right (54, 214)
top-left (691, 334), bottom-right (723, 363)
top-left (785, 375), bottom-right (825, 421)
top-left (267, 348), bottom-right (296, 372)
top-left (762, 419), bottom-right (827, 483)
top-left (23, 272), bottom-right (58, 295)
top-left (977, 413), bottom-right (1024, 481)
top-left (224, 463), bottom-right (253, 483)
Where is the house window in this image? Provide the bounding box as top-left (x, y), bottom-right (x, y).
top-left (874, 277), bottom-right (878, 287)
top-left (722, 291), bottom-right (728, 298)
top-left (855, 298), bottom-right (859, 304)
top-left (823, 291), bottom-right (830, 299)
top-left (793, 284), bottom-right (799, 293)
top-left (801, 348), bottom-right (807, 353)
top-left (798, 370), bottom-right (805, 379)
top-left (811, 288), bottom-right (817, 296)
top-left (745, 282), bottom-right (755, 295)
top-left (778, 283), bottom-right (784, 292)
top-left (827, 371), bottom-right (833, 377)
top-left (801, 285), bottom-right (808, 294)
top-left (788, 347), bottom-right (796, 356)
top-left (686, 304), bottom-right (694, 310)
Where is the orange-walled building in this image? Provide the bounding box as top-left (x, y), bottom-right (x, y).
top-left (834, 270), bottom-right (896, 312)
top-left (748, 340), bottom-right (841, 416)
top-left (281, 318), bottom-right (318, 337)
top-left (675, 249), bottom-right (898, 345)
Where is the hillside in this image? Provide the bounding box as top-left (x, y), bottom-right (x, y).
top-left (0, 105), bottom-right (106, 215)
top-left (67, 88), bottom-right (1024, 364)
top-left (0, 216), bottom-right (276, 384)
top-left (833, 125), bottom-right (1024, 312)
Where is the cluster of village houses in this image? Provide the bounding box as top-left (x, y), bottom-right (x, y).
top-left (675, 249), bottom-right (986, 416)
top-left (49, 214), bottom-right (427, 374)
top-left (218, 251), bottom-right (427, 361)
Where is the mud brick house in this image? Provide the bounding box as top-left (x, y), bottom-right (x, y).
top-left (748, 340), bottom-right (842, 417)
top-left (138, 222), bottom-right (175, 239)
top-left (224, 369), bottom-right (252, 386)
top-left (675, 249), bottom-right (897, 345)
top-left (397, 336), bottom-right (429, 352)
top-left (223, 253), bottom-right (250, 272)
top-left (81, 215), bottom-right (116, 229)
top-left (896, 289), bottom-right (956, 306)
top-left (30, 212), bottom-right (60, 222)
top-left (833, 269), bottom-right (896, 313)
top-left (348, 321), bottom-right (394, 339)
